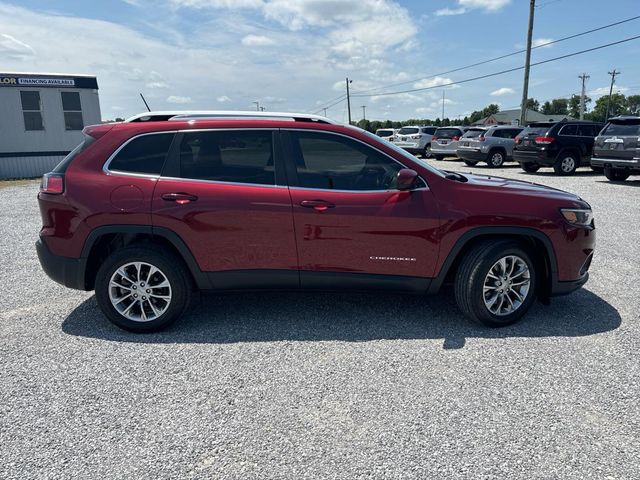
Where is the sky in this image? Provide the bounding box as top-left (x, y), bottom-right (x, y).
top-left (1, 0), bottom-right (639, 122)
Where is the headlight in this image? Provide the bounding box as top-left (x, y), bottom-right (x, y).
top-left (560, 208), bottom-right (593, 227)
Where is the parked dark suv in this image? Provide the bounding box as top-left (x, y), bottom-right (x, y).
top-left (37, 111), bottom-right (595, 332)
top-left (591, 116), bottom-right (640, 181)
top-left (513, 120), bottom-right (604, 175)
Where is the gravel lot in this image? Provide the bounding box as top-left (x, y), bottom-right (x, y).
top-left (1, 164), bottom-right (638, 479)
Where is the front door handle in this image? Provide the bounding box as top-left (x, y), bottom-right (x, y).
top-left (161, 192), bottom-right (198, 205)
top-left (300, 200), bottom-right (335, 212)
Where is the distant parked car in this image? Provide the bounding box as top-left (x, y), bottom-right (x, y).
top-left (431, 127), bottom-right (469, 160)
top-left (513, 120), bottom-right (604, 175)
top-left (591, 116), bottom-right (640, 181)
top-left (375, 128), bottom-right (395, 141)
top-left (393, 126), bottom-right (437, 157)
top-left (456, 125), bottom-right (523, 167)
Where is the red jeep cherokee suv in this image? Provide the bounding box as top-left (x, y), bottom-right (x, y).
top-left (36, 111), bottom-right (595, 332)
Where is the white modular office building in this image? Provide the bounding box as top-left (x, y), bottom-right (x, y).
top-left (0, 72), bottom-right (101, 179)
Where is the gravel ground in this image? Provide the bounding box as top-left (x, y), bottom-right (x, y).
top-left (0, 165), bottom-right (638, 479)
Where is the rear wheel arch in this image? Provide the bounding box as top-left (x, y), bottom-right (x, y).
top-left (429, 228), bottom-right (556, 298)
top-left (81, 225), bottom-right (210, 290)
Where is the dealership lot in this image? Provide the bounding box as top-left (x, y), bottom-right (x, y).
top-left (0, 165), bottom-right (638, 479)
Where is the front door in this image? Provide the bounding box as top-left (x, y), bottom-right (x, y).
top-left (152, 129), bottom-right (298, 289)
top-left (282, 129), bottom-right (440, 290)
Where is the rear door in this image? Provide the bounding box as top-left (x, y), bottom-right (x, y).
top-left (282, 129), bottom-right (440, 289)
top-left (152, 128), bottom-right (299, 289)
top-left (595, 120), bottom-right (640, 160)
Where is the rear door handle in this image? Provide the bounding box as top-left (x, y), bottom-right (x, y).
top-left (300, 200), bottom-right (335, 212)
top-left (161, 193), bottom-right (198, 205)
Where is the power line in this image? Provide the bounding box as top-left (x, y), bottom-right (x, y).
top-left (350, 15), bottom-right (640, 96)
top-left (309, 93), bottom-right (346, 113)
top-left (350, 34), bottom-right (640, 98)
top-left (312, 96), bottom-right (346, 114)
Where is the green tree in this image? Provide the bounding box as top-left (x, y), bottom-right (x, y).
top-left (541, 98), bottom-right (568, 115)
top-left (625, 95), bottom-right (640, 116)
top-left (525, 98), bottom-right (540, 111)
top-left (568, 94), bottom-right (591, 118)
top-left (588, 93), bottom-right (626, 121)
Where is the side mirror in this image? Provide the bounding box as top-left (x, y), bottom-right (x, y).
top-left (396, 168), bottom-right (419, 191)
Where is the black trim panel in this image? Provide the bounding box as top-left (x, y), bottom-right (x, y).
top-left (301, 270), bottom-right (431, 293)
top-left (207, 270), bottom-right (300, 290)
top-left (1, 151), bottom-right (70, 158)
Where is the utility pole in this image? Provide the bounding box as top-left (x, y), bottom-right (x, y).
top-left (346, 77), bottom-right (353, 125)
top-left (361, 105), bottom-right (366, 121)
top-left (259, 106), bottom-right (266, 112)
top-left (578, 73), bottom-right (589, 120)
top-left (605, 69), bottom-right (621, 121)
top-left (322, 108), bottom-right (327, 116)
top-left (519, 0), bottom-right (536, 126)
top-left (253, 101), bottom-right (260, 111)
top-left (442, 90), bottom-right (445, 120)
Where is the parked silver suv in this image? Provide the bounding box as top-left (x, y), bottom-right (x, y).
top-left (591, 116), bottom-right (640, 181)
top-left (431, 126), bottom-right (469, 160)
top-left (456, 125), bottom-right (523, 167)
top-left (375, 128), bottom-right (395, 141)
top-left (393, 125), bottom-right (437, 157)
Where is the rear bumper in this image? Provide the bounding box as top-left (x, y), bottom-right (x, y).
top-left (591, 156), bottom-right (640, 172)
top-left (431, 145), bottom-right (458, 156)
top-left (397, 145), bottom-right (423, 154)
top-left (36, 238), bottom-right (87, 290)
top-left (456, 149), bottom-right (487, 162)
top-left (513, 150), bottom-right (553, 166)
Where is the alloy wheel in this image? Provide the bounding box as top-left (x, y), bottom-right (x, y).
top-left (482, 255), bottom-right (531, 316)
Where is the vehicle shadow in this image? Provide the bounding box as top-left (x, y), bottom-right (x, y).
top-left (595, 179), bottom-right (640, 187)
top-left (62, 288), bottom-right (621, 349)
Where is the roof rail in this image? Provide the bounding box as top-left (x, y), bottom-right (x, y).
top-left (124, 110), bottom-right (339, 124)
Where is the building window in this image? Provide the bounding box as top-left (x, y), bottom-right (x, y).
top-left (20, 91), bottom-right (44, 131)
top-left (61, 92), bottom-right (84, 131)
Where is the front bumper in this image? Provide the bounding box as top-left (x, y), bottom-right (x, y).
top-left (551, 273), bottom-right (589, 296)
top-left (36, 238), bottom-right (87, 290)
top-left (591, 156), bottom-right (640, 172)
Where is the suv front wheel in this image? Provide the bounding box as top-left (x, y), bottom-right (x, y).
top-left (455, 241), bottom-right (537, 327)
top-left (95, 245), bottom-right (193, 332)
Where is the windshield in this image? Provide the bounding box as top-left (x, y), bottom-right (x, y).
top-left (462, 129), bottom-right (485, 138)
top-left (359, 129), bottom-right (446, 178)
top-left (398, 127), bottom-right (419, 135)
top-left (602, 121), bottom-right (640, 136)
top-left (376, 130), bottom-right (394, 137)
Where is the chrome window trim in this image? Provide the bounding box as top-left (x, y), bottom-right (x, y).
top-left (158, 175), bottom-right (287, 189)
top-left (103, 130), bottom-right (178, 178)
top-left (288, 185), bottom-right (430, 194)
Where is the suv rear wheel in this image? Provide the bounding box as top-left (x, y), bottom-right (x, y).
top-left (95, 245), bottom-right (192, 332)
top-left (553, 153), bottom-right (578, 175)
top-left (423, 144), bottom-right (433, 158)
top-left (487, 150), bottom-right (505, 168)
top-left (604, 167), bottom-right (630, 181)
top-left (455, 241), bottom-right (537, 327)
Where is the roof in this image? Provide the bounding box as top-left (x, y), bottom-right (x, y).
top-left (473, 108), bottom-right (574, 125)
top-left (0, 71), bottom-right (97, 78)
top-left (124, 110), bottom-right (338, 124)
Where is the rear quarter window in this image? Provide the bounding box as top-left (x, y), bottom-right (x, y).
top-left (108, 133), bottom-right (174, 175)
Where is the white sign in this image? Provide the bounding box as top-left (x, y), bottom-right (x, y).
top-left (17, 77), bottom-right (75, 87)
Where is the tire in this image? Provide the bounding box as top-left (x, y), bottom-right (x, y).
top-left (434, 155), bottom-right (444, 160)
top-left (604, 167), bottom-right (630, 182)
top-left (423, 144), bottom-right (433, 158)
top-left (463, 160), bottom-right (478, 167)
top-left (590, 165), bottom-right (604, 173)
top-left (553, 153), bottom-right (578, 175)
top-left (454, 241), bottom-right (537, 327)
top-left (95, 245), bottom-right (193, 332)
top-left (521, 163), bottom-right (540, 173)
top-left (487, 150), bottom-right (505, 168)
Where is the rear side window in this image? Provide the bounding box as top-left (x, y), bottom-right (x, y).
top-left (602, 121), bottom-right (640, 136)
top-left (109, 133), bottom-right (174, 175)
top-left (559, 124), bottom-right (578, 136)
top-left (422, 127), bottom-right (437, 134)
top-left (179, 130), bottom-right (274, 185)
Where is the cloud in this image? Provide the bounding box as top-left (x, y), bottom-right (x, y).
top-left (241, 34), bottom-right (275, 46)
top-left (413, 76), bottom-right (457, 89)
top-left (0, 33), bottom-right (35, 59)
top-left (217, 95), bottom-right (231, 103)
top-left (416, 107), bottom-right (434, 114)
top-left (434, 7), bottom-right (466, 16)
top-left (170, 0), bottom-right (264, 8)
top-left (146, 82), bottom-right (169, 89)
top-left (490, 87), bottom-right (515, 96)
top-left (532, 38), bottom-right (553, 48)
top-left (589, 86), bottom-right (628, 97)
top-left (166, 95), bottom-right (193, 104)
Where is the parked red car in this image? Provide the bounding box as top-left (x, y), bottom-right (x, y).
top-left (37, 111), bottom-right (595, 332)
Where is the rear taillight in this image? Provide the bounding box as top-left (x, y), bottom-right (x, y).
top-left (40, 173), bottom-right (64, 194)
top-left (432, 136), bottom-right (438, 141)
top-left (535, 136), bottom-right (555, 145)
top-left (410, 134), bottom-right (421, 139)
top-left (478, 136), bottom-right (486, 142)
top-left (515, 136), bottom-right (522, 144)
top-left (452, 135), bottom-right (460, 141)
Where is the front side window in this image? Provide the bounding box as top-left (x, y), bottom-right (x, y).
top-left (21, 91), bottom-right (44, 131)
top-left (61, 92), bottom-right (84, 130)
top-left (109, 133), bottom-right (174, 175)
top-left (179, 130), bottom-right (274, 185)
top-left (290, 131), bottom-right (405, 191)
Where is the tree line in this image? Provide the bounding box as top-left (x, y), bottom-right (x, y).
top-left (355, 93), bottom-right (640, 133)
